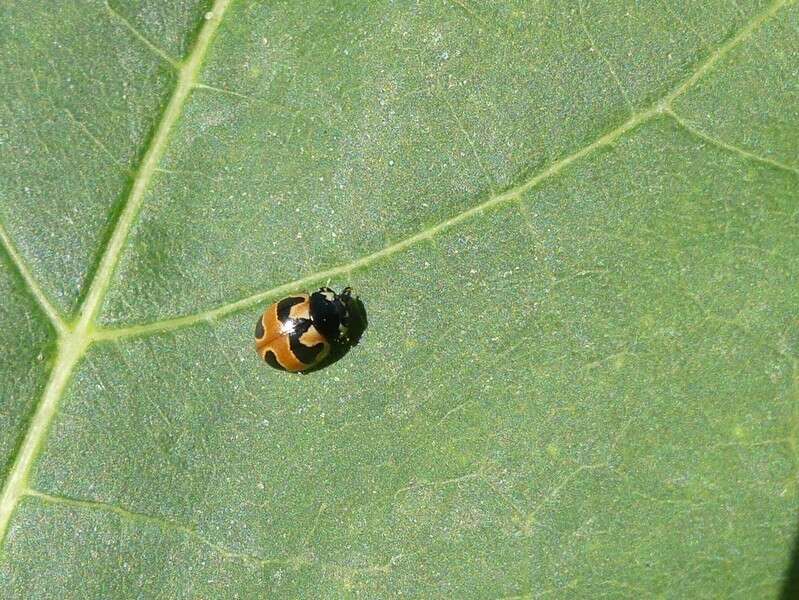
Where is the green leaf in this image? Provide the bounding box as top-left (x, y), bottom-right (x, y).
top-left (0, 0), bottom-right (797, 596)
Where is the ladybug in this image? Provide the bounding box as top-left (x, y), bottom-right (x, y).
top-left (255, 287), bottom-right (356, 372)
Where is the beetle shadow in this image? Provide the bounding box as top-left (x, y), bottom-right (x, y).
top-left (302, 296), bottom-right (368, 374)
top-left (780, 519), bottom-right (799, 599)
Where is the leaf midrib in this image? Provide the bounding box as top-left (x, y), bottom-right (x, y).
top-left (0, 0), bottom-right (790, 554)
top-left (0, 0), bottom-right (233, 546)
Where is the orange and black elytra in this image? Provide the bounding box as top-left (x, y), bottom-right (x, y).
top-left (255, 287), bottom-right (357, 372)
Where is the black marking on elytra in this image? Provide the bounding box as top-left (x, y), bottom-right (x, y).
top-left (288, 293), bottom-right (367, 375)
top-left (289, 319), bottom-right (325, 365)
top-left (264, 350), bottom-right (286, 370)
top-left (277, 296), bottom-right (306, 323)
top-left (255, 314), bottom-right (265, 339)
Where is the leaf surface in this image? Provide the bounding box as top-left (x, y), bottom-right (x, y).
top-left (0, 0), bottom-right (797, 597)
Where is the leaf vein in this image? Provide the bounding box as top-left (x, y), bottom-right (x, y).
top-left (662, 0), bottom-right (789, 106)
top-left (79, 0), bottom-right (232, 330)
top-left (667, 109), bottom-right (799, 176)
top-left (94, 107), bottom-right (654, 341)
top-left (63, 107), bottom-right (131, 172)
top-left (94, 0), bottom-right (791, 340)
top-left (25, 489), bottom-right (284, 567)
top-left (0, 0), bottom-right (234, 549)
top-left (577, 0), bottom-right (634, 112)
top-left (0, 222), bottom-right (66, 334)
top-left (103, 0), bottom-right (180, 69)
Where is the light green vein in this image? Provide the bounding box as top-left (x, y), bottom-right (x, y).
top-left (0, 335), bottom-right (87, 549)
top-left (662, 0), bottom-right (790, 106)
top-left (666, 109), bottom-right (799, 177)
top-left (0, 221), bottom-right (66, 334)
top-left (94, 105), bottom-right (657, 342)
top-left (103, 0), bottom-right (180, 69)
top-left (577, 0), bottom-right (633, 112)
top-left (93, 0), bottom-right (791, 342)
top-left (79, 0), bottom-right (231, 331)
top-left (0, 0), bottom-right (233, 548)
top-left (26, 489), bottom-right (287, 567)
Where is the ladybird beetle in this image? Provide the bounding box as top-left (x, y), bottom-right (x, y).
top-left (255, 287), bottom-right (355, 372)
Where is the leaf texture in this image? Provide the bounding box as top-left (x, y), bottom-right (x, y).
top-left (0, 0), bottom-right (797, 597)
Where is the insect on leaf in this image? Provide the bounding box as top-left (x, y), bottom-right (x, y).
top-left (0, 0), bottom-right (797, 597)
